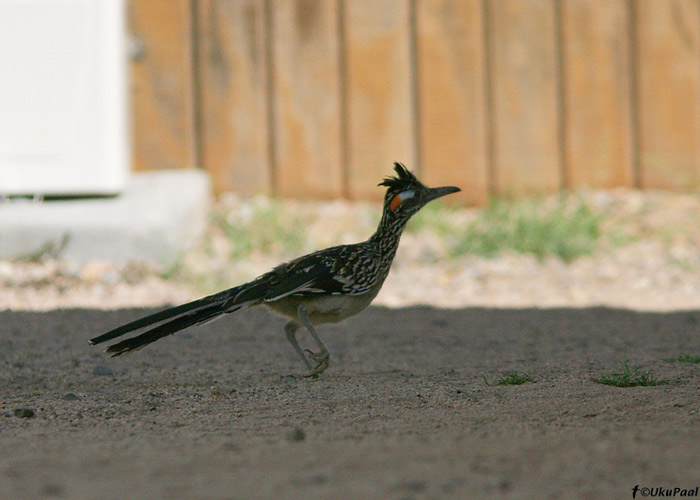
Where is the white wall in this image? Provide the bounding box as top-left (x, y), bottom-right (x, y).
top-left (0, 0), bottom-right (128, 196)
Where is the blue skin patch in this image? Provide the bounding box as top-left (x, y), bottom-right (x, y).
top-left (390, 190), bottom-right (415, 211)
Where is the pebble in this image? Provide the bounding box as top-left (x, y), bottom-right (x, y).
top-left (93, 365), bottom-right (114, 377)
top-left (211, 385), bottom-right (236, 397)
top-left (40, 483), bottom-right (64, 496)
top-left (285, 427), bottom-right (306, 442)
top-left (62, 392), bottom-right (81, 401)
top-left (14, 408), bottom-right (35, 418)
top-left (396, 479), bottom-right (427, 493)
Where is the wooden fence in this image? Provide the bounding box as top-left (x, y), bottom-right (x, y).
top-left (129, 0), bottom-right (700, 204)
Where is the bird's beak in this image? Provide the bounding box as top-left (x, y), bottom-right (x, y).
top-left (425, 185), bottom-right (461, 203)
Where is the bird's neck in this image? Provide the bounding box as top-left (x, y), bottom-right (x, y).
top-left (368, 213), bottom-right (408, 257)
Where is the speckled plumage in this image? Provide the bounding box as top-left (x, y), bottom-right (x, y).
top-left (90, 163), bottom-right (460, 376)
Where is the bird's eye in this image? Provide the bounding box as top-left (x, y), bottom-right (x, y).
top-left (389, 190), bottom-right (416, 212)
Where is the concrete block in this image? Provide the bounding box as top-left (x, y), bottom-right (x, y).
top-left (0, 169), bottom-right (211, 266)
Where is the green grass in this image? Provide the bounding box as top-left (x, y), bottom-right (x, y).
top-left (162, 192), bottom-right (614, 287)
top-left (593, 362), bottom-right (668, 387)
top-left (213, 200), bottom-right (307, 259)
top-left (408, 194), bottom-right (609, 262)
top-left (157, 256), bottom-right (184, 281)
top-left (663, 353), bottom-right (700, 364)
top-left (496, 372), bottom-right (535, 385)
top-left (158, 199), bottom-right (308, 287)
top-left (483, 372), bottom-right (536, 386)
top-left (452, 195), bottom-right (605, 262)
top-left (406, 200), bottom-right (455, 236)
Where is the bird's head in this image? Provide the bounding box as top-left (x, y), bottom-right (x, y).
top-left (379, 163), bottom-right (461, 221)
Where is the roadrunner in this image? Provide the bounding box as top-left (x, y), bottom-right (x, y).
top-left (90, 163), bottom-right (460, 376)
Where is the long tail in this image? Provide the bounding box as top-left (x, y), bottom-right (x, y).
top-left (89, 280), bottom-right (268, 356)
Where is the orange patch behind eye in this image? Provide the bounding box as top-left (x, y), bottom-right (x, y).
top-left (390, 194), bottom-right (402, 212)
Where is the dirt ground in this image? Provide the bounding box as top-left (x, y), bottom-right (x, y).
top-left (1, 305), bottom-right (699, 499)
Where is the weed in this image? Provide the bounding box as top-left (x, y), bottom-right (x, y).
top-left (406, 200), bottom-right (455, 237)
top-left (483, 372), bottom-right (535, 386)
top-left (496, 372), bottom-right (535, 385)
top-left (663, 353), bottom-right (700, 364)
top-left (214, 199), bottom-right (306, 259)
top-left (13, 234), bottom-right (70, 263)
top-left (158, 255), bottom-right (184, 281)
top-left (452, 195), bottom-right (605, 262)
top-left (594, 362), bottom-right (667, 387)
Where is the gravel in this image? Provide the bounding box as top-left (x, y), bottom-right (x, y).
top-left (3, 188), bottom-right (700, 312)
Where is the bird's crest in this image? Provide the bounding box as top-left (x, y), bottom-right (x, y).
top-left (378, 162), bottom-right (422, 191)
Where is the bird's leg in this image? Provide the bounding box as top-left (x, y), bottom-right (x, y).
top-left (284, 321), bottom-right (313, 371)
top-left (297, 305), bottom-right (330, 376)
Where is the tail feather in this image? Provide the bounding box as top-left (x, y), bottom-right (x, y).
top-left (89, 280), bottom-right (268, 355)
top-left (106, 302), bottom-right (239, 356)
top-left (89, 295), bottom-right (220, 346)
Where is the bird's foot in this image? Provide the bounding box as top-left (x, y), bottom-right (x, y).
top-left (304, 360), bottom-right (329, 377)
top-left (303, 349), bottom-right (330, 377)
top-left (304, 348), bottom-right (329, 364)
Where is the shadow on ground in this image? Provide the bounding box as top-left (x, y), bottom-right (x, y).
top-left (1, 306), bottom-right (699, 499)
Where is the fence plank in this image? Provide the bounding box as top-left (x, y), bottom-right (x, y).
top-left (416, 0), bottom-right (488, 205)
top-left (561, 0), bottom-right (634, 188)
top-left (489, 0), bottom-right (561, 195)
top-left (129, 0), bottom-right (196, 171)
top-left (270, 0), bottom-right (343, 198)
top-left (344, 0), bottom-right (415, 200)
top-left (197, 0), bottom-right (271, 195)
top-left (636, 0), bottom-right (700, 189)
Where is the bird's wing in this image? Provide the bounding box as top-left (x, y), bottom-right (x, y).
top-left (261, 245), bottom-right (367, 301)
